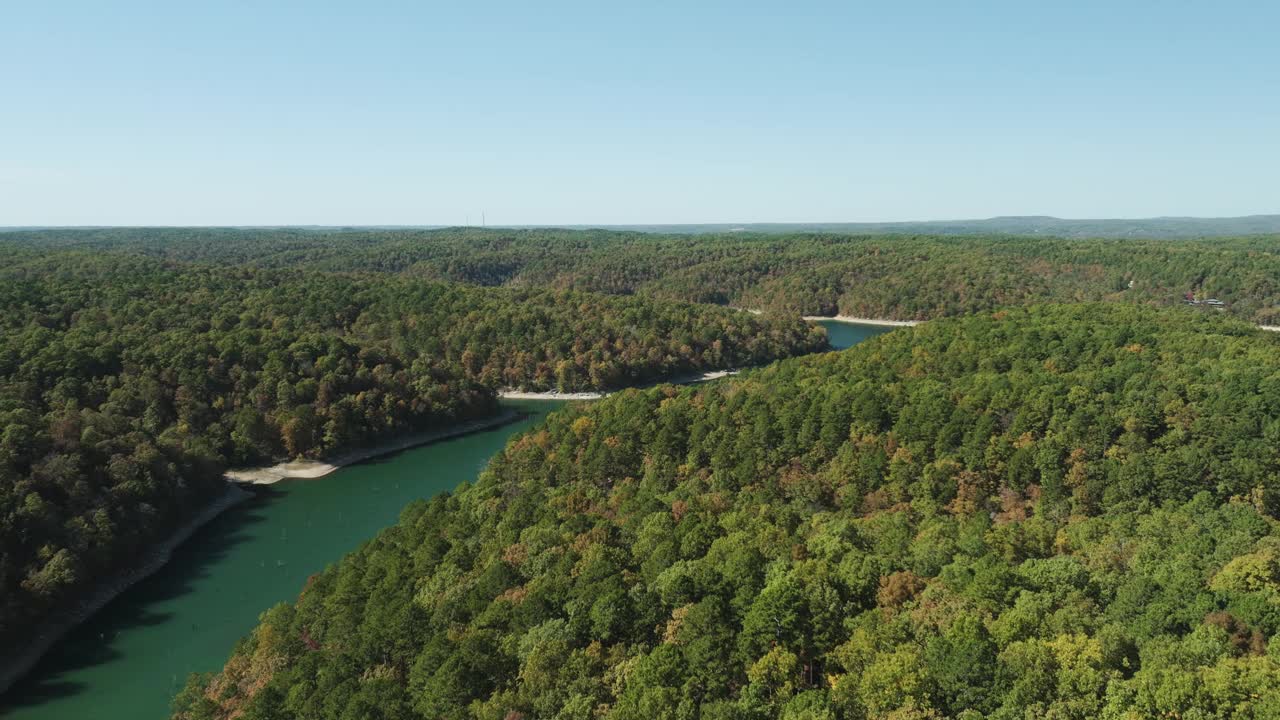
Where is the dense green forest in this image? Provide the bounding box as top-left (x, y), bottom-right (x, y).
top-left (6, 229), bottom-right (1280, 715)
top-left (175, 305), bottom-right (1280, 719)
top-left (0, 249), bottom-right (820, 660)
top-left (9, 227), bottom-right (1278, 324)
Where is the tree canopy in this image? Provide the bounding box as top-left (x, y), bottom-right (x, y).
top-left (9, 227), bottom-right (1279, 323)
top-left (174, 305), bottom-right (1280, 719)
top-left (0, 247), bottom-right (821, 658)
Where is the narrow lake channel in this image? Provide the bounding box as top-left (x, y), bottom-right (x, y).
top-left (2, 321), bottom-right (889, 719)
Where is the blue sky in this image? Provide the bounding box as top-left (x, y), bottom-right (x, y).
top-left (2, 1), bottom-right (1277, 225)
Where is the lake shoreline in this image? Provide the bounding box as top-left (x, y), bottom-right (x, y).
top-left (1, 409), bottom-right (537, 696)
top-left (0, 322), bottom-right (886, 714)
top-left (497, 369), bottom-right (739, 401)
top-left (0, 483), bottom-right (253, 697)
top-left (226, 409), bottom-right (525, 485)
top-left (803, 315), bottom-right (921, 327)
top-left (498, 390), bottom-right (604, 400)
top-left (809, 315), bottom-right (1280, 333)
top-left (0, 330), bottom-right (895, 705)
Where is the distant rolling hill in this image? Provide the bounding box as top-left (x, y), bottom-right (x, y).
top-left (560, 214), bottom-right (1280, 238)
top-left (5, 215), bottom-right (1280, 238)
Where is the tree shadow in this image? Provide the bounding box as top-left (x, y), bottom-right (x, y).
top-left (352, 412), bottom-right (535, 470)
top-left (2, 410), bottom-right (551, 714)
top-left (1, 486), bottom-right (278, 712)
top-left (0, 679), bottom-right (89, 715)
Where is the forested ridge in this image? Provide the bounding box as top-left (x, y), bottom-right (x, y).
top-left (9, 227), bottom-right (1280, 323)
top-left (7, 228), bottom-right (1280, 717)
top-left (175, 305), bottom-right (1280, 719)
top-left (0, 248), bottom-right (820, 663)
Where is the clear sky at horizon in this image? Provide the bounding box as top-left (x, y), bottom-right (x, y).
top-left (3, 1), bottom-right (1277, 226)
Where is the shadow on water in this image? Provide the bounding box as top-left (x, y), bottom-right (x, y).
top-left (0, 680), bottom-right (88, 715)
top-left (2, 488), bottom-right (277, 712)
top-left (351, 414), bottom-right (532, 471)
top-left (2, 356), bottom-right (878, 716)
top-left (2, 402), bottom-right (563, 719)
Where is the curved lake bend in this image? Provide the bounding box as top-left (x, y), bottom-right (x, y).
top-left (816, 318), bottom-right (898, 349)
top-left (2, 323), bottom-right (887, 719)
top-left (2, 401), bottom-right (562, 719)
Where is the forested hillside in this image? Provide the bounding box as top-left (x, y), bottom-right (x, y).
top-left (0, 250), bottom-right (821, 664)
top-left (11, 227), bottom-right (1279, 324)
top-left (175, 305), bottom-right (1280, 719)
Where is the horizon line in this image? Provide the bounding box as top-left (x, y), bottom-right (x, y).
top-left (4, 212), bottom-right (1280, 231)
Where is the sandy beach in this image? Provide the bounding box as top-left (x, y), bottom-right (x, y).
top-left (498, 369), bottom-right (741, 401)
top-left (226, 410), bottom-right (522, 485)
top-left (812, 316), bottom-right (1279, 332)
top-left (498, 390), bottom-right (605, 400)
top-left (803, 315), bottom-right (921, 327)
top-left (731, 305), bottom-right (918, 327)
